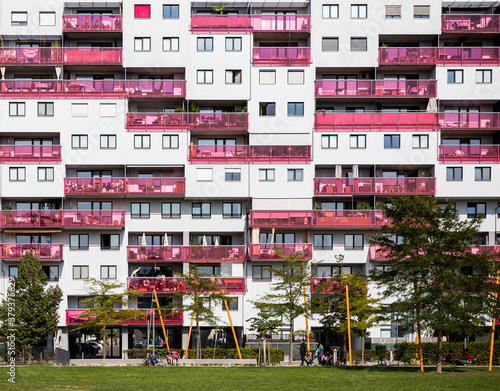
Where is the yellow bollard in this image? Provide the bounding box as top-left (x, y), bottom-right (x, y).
top-left (184, 312), bottom-right (195, 359)
top-left (346, 284), bottom-right (352, 367)
top-left (222, 290), bottom-right (243, 363)
top-left (153, 290), bottom-right (170, 350)
top-left (489, 270), bottom-right (500, 371)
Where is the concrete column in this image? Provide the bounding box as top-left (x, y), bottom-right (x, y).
top-left (122, 326), bottom-right (129, 359)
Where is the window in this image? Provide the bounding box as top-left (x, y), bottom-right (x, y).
top-left (39, 12), bottom-right (56, 26)
top-left (385, 5), bottom-right (401, 18)
top-left (314, 234), bottom-right (333, 249)
top-left (41, 266), bottom-right (59, 281)
top-left (226, 37), bottom-right (242, 51)
top-left (446, 167), bottom-right (463, 181)
top-left (9, 266), bottom-right (19, 278)
top-left (287, 169), bottom-right (303, 181)
top-left (412, 135), bottom-right (429, 149)
top-left (9, 167), bottom-right (25, 181)
top-left (71, 103), bottom-right (88, 117)
top-left (72, 135), bottom-right (88, 149)
top-left (259, 71), bottom-right (275, 85)
top-left (162, 202), bottom-right (181, 218)
top-left (351, 4), bottom-right (367, 19)
top-left (73, 265), bottom-right (89, 279)
top-left (467, 203), bottom-right (486, 218)
top-left (384, 135), bottom-right (400, 149)
top-left (351, 37), bottom-right (367, 51)
top-left (162, 135), bottom-right (179, 149)
top-left (223, 202), bottom-right (242, 218)
top-left (100, 103), bottom-right (116, 117)
top-left (317, 265), bottom-right (352, 277)
top-left (288, 70), bottom-right (304, 85)
top-left (288, 102), bottom-right (304, 117)
top-left (253, 265), bottom-right (272, 281)
top-left (163, 37), bottom-right (179, 51)
top-left (260, 102), bottom-right (275, 116)
top-left (447, 70), bottom-right (463, 83)
top-left (135, 37), bottom-right (151, 51)
top-left (476, 69), bottom-right (492, 84)
top-left (475, 167), bottom-right (491, 181)
top-left (322, 135), bottom-right (338, 149)
top-left (323, 4), bottom-right (339, 19)
top-left (101, 266), bottom-right (117, 279)
top-left (414, 5), bottom-right (430, 18)
top-left (197, 265), bottom-right (220, 276)
top-left (223, 297), bottom-right (238, 311)
top-left (38, 102), bottom-right (54, 116)
top-left (192, 202), bottom-right (211, 218)
top-left (259, 169), bottom-right (275, 181)
top-left (100, 135), bottom-right (117, 149)
top-left (345, 234), bottom-right (364, 250)
top-left (9, 102), bottom-right (25, 116)
top-left (38, 167), bottom-right (54, 181)
top-left (131, 202), bottom-right (150, 218)
top-left (196, 168), bottom-right (213, 181)
top-left (101, 234), bottom-right (120, 250)
top-left (197, 70), bottom-right (213, 84)
top-left (322, 37), bottom-right (339, 52)
top-left (225, 169), bottom-right (241, 181)
top-left (134, 4), bottom-right (151, 18)
top-left (70, 235), bottom-right (89, 250)
top-left (134, 135), bottom-right (150, 149)
top-left (226, 70), bottom-right (242, 84)
top-left (350, 135), bottom-right (366, 148)
top-left (11, 12), bottom-right (28, 26)
top-left (197, 37), bottom-right (213, 51)
top-left (163, 4), bottom-right (179, 19)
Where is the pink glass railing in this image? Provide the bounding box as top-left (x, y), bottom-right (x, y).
top-left (314, 178), bottom-right (436, 196)
top-left (310, 277), bottom-right (367, 293)
top-left (66, 309), bottom-right (183, 325)
top-left (251, 15), bottom-right (311, 32)
top-left (370, 245), bottom-right (500, 260)
top-left (379, 48), bottom-right (437, 65)
top-left (0, 48), bottom-right (122, 65)
top-left (123, 80), bottom-right (186, 97)
top-left (127, 245), bottom-right (246, 262)
top-left (0, 145), bottom-right (61, 164)
top-left (442, 15), bottom-right (500, 33)
top-left (0, 48), bottom-right (62, 65)
top-left (315, 80), bottom-right (437, 97)
top-left (63, 15), bottom-right (123, 32)
top-left (314, 112), bottom-right (439, 132)
top-left (369, 245), bottom-right (391, 260)
top-left (63, 48), bottom-right (122, 65)
top-left (468, 246), bottom-right (500, 260)
top-left (191, 15), bottom-right (252, 33)
top-left (189, 145), bottom-right (311, 164)
top-left (439, 145), bottom-right (500, 163)
top-left (436, 47), bottom-right (500, 66)
top-left (253, 47), bottom-right (311, 66)
top-left (127, 277), bottom-right (246, 294)
top-left (249, 210), bottom-right (389, 228)
top-left (438, 112), bottom-right (500, 130)
top-left (0, 210), bottom-right (125, 228)
top-left (64, 178), bottom-right (186, 195)
top-left (249, 244), bottom-right (312, 260)
top-left (0, 244), bottom-right (63, 260)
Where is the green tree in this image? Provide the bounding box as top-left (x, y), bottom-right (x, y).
top-left (0, 252), bottom-right (63, 363)
top-left (369, 196), bottom-right (500, 373)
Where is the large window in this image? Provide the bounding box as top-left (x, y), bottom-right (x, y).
top-left (70, 234), bottom-right (89, 250)
top-left (192, 202), bottom-right (211, 218)
top-left (101, 234), bottom-right (120, 250)
top-left (73, 265), bottom-right (89, 279)
top-left (446, 167), bottom-right (463, 181)
top-left (412, 135), bottom-right (429, 149)
top-left (314, 234), bottom-right (333, 250)
top-left (131, 202), bottom-right (150, 218)
top-left (475, 167), bottom-right (491, 181)
top-left (72, 135), bottom-right (88, 149)
top-left (317, 265), bottom-right (352, 277)
top-left (162, 135), bottom-right (179, 149)
top-left (226, 70), bottom-right (242, 84)
top-left (38, 167), bottom-right (54, 181)
top-left (322, 135), bottom-right (338, 149)
top-left (197, 37), bottom-right (213, 51)
top-left (9, 167), bottom-right (25, 181)
top-left (226, 37), bottom-right (242, 51)
top-left (447, 70), bottom-right (463, 84)
top-left (197, 70), bottom-right (213, 84)
top-left (9, 102), bottom-right (25, 116)
top-left (253, 265), bottom-right (272, 281)
top-left (350, 135), bottom-right (366, 148)
top-left (287, 102), bottom-right (304, 117)
top-left (163, 37), bottom-right (179, 51)
top-left (287, 169), bottom-right (303, 181)
top-left (351, 4), bottom-right (367, 19)
top-left (259, 102), bottom-right (275, 116)
top-left (163, 4), bottom-right (179, 19)
top-left (384, 135), bottom-right (400, 149)
top-left (100, 135), bottom-right (116, 149)
top-left (323, 4), bottom-right (339, 19)
top-left (134, 5), bottom-right (151, 18)
top-left (101, 266), bottom-right (117, 279)
top-left (467, 203), bottom-right (486, 218)
top-left (345, 234), bottom-right (364, 250)
top-left (38, 102), bottom-right (54, 116)
top-left (162, 202), bottom-right (181, 218)
top-left (259, 169), bottom-right (275, 181)
top-left (134, 37), bottom-right (151, 51)
top-left (222, 202), bottom-right (242, 218)
top-left (476, 69), bottom-right (492, 84)
top-left (42, 265), bottom-right (59, 281)
top-left (134, 135), bottom-right (150, 149)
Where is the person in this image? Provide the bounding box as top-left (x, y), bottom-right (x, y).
top-left (299, 339), bottom-right (308, 366)
top-left (445, 350), bottom-right (453, 364)
top-left (308, 349), bottom-right (314, 366)
top-left (172, 350), bottom-right (179, 365)
top-left (166, 350), bottom-right (173, 366)
top-left (463, 349), bottom-right (473, 365)
top-left (322, 350), bottom-right (332, 366)
top-left (316, 342), bottom-right (324, 366)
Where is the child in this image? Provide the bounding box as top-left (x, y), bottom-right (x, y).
top-left (308, 349), bottom-right (315, 366)
top-left (172, 350), bottom-right (180, 365)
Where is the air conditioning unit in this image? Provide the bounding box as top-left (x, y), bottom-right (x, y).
top-left (359, 73), bottom-right (369, 79)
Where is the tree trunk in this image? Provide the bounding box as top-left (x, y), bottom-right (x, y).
top-left (263, 337), bottom-right (267, 366)
top-left (361, 331), bottom-right (365, 365)
top-left (288, 321), bottom-right (293, 366)
top-left (102, 325), bottom-right (106, 361)
top-left (268, 338), bottom-right (271, 367)
top-left (436, 330), bottom-right (443, 373)
top-left (414, 276), bottom-right (424, 372)
top-left (196, 322), bottom-right (201, 360)
top-left (343, 333), bottom-right (347, 365)
top-left (258, 340), bottom-right (261, 366)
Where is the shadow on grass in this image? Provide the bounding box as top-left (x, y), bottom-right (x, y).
top-left (327, 365), bottom-right (469, 373)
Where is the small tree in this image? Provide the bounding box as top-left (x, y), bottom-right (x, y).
top-left (211, 3), bottom-right (226, 15)
top-left (248, 302), bottom-right (282, 366)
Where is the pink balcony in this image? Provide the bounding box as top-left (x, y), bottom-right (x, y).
top-left (436, 47), bottom-right (500, 66)
top-left (369, 245), bottom-right (500, 261)
top-left (189, 113), bottom-right (249, 131)
top-left (189, 145), bottom-right (311, 164)
top-left (442, 15), bottom-right (500, 33)
top-left (66, 309), bottom-right (183, 326)
top-left (315, 80), bottom-right (437, 98)
top-left (379, 48), bottom-right (437, 65)
top-left (310, 278), bottom-right (342, 294)
top-left (0, 145), bottom-right (61, 164)
top-left (314, 112), bottom-right (439, 132)
top-left (314, 178), bottom-right (436, 196)
top-left (127, 245), bottom-right (245, 263)
top-left (253, 47), bottom-right (311, 66)
top-left (249, 244), bottom-right (312, 260)
top-left (0, 244), bottom-right (63, 260)
top-left (469, 246), bottom-right (500, 260)
top-left (63, 15), bottom-right (122, 32)
top-left (439, 145), bottom-right (500, 163)
top-left (191, 15), bottom-right (252, 33)
top-left (0, 48), bottom-right (62, 65)
top-left (249, 210), bottom-right (389, 228)
top-left (438, 112), bottom-right (500, 130)
top-left (63, 48), bottom-right (122, 65)
top-left (64, 177), bottom-right (186, 196)
top-left (127, 277), bottom-right (246, 294)
top-left (123, 80), bottom-right (186, 98)
top-left (251, 15), bottom-right (311, 32)
top-left (369, 245), bottom-right (391, 260)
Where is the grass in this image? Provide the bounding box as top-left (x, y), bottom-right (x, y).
top-left (4, 366), bottom-right (500, 391)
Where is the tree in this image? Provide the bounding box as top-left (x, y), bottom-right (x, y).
top-left (247, 301), bottom-right (282, 366)
top-left (0, 252), bottom-right (63, 363)
top-left (369, 196), bottom-right (500, 373)
top-left (76, 279), bottom-right (143, 361)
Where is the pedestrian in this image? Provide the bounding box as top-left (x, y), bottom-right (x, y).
top-left (299, 339), bottom-right (308, 366)
top-left (316, 342), bottom-right (324, 366)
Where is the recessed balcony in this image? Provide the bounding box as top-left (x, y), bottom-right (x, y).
top-left (190, 15), bottom-right (311, 34)
top-left (314, 80), bottom-right (437, 98)
top-left (64, 178), bottom-right (186, 196)
top-left (251, 15), bottom-right (311, 32)
top-left (0, 145), bottom-right (61, 164)
top-left (438, 112), bottom-right (500, 130)
top-left (66, 309), bottom-right (183, 326)
top-left (442, 14), bottom-right (500, 33)
top-left (0, 48), bottom-right (122, 66)
top-left (63, 15), bottom-right (122, 32)
top-left (314, 178), bottom-right (436, 196)
top-left (127, 277), bottom-right (246, 294)
top-left (127, 245), bottom-right (246, 263)
top-left (63, 48), bottom-right (122, 65)
top-left (370, 245), bottom-right (500, 260)
top-left (439, 145), bottom-right (500, 163)
top-left (248, 244), bottom-right (312, 260)
top-left (379, 48), bottom-right (437, 65)
top-left (253, 47), bottom-right (311, 66)
top-left (0, 243), bottom-right (63, 260)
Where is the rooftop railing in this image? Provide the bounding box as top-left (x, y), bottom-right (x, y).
top-left (66, 309), bottom-right (183, 325)
top-left (0, 244), bottom-right (63, 260)
top-left (127, 277), bottom-right (246, 294)
top-left (314, 178), bottom-right (436, 196)
top-left (438, 112), bottom-right (500, 130)
top-left (253, 47), bottom-right (311, 66)
top-left (442, 14), bottom-right (500, 33)
top-left (0, 48), bottom-right (122, 65)
top-left (127, 245), bottom-right (246, 262)
top-left (439, 144), bottom-right (500, 163)
top-left (190, 15), bottom-right (310, 33)
top-left (248, 244), bottom-right (312, 260)
top-left (64, 178), bottom-right (186, 196)
top-left (0, 145), bottom-right (61, 164)
top-left (315, 80), bottom-right (437, 97)
top-left (63, 15), bottom-right (123, 32)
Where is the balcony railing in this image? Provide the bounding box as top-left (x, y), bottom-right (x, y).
top-left (436, 47), bottom-right (500, 66)
top-left (253, 47), bottom-right (311, 66)
top-left (439, 144), bottom-right (500, 163)
top-left (0, 48), bottom-right (122, 65)
top-left (66, 309), bottom-right (183, 325)
top-left (63, 15), bottom-right (123, 32)
top-left (369, 245), bottom-right (391, 260)
top-left (438, 112), bottom-right (500, 130)
top-left (0, 145), bottom-right (61, 164)
top-left (379, 48), bottom-right (437, 65)
top-left (0, 210), bottom-right (125, 229)
top-left (64, 178), bottom-right (186, 196)
top-left (0, 80), bottom-right (186, 99)
top-left (127, 245), bottom-right (246, 262)
top-left (63, 48), bottom-right (122, 65)
top-left (315, 80), bottom-right (436, 97)
top-left (248, 244), bottom-right (312, 260)
top-left (0, 244), bottom-right (63, 260)
top-left (189, 145), bottom-right (311, 164)
top-left (126, 113), bottom-right (248, 132)
top-left (249, 210), bottom-right (389, 228)
top-left (251, 15), bottom-right (311, 32)
top-left (469, 246), bottom-right (500, 260)
top-left (127, 277), bottom-right (246, 294)
top-left (190, 15), bottom-right (310, 34)
top-left (370, 245), bottom-right (500, 260)
top-left (442, 15), bottom-right (500, 33)
top-left (310, 278), bottom-right (343, 293)
top-left (314, 112), bottom-right (439, 132)
top-left (314, 178), bottom-right (436, 196)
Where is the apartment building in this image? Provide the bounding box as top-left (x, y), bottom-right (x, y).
top-left (0, 0), bottom-right (499, 359)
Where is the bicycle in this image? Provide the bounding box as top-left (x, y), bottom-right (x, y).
top-left (142, 352), bottom-right (167, 366)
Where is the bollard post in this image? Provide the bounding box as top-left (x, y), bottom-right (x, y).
top-left (333, 349), bottom-right (337, 365)
top-left (389, 350), bottom-right (394, 364)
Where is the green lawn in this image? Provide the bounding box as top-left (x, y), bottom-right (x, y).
top-left (5, 366), bottom-right (500, 391)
